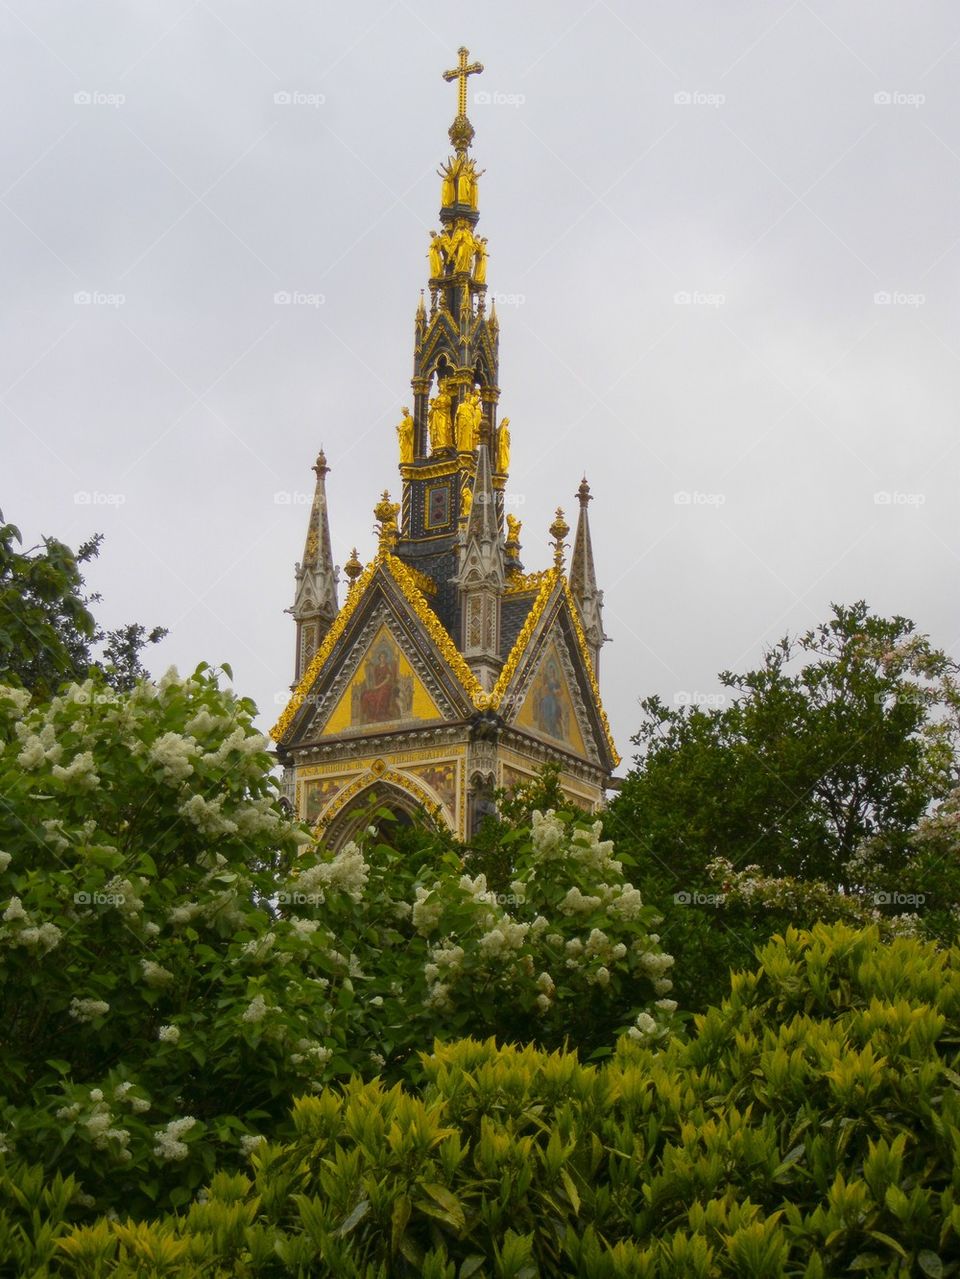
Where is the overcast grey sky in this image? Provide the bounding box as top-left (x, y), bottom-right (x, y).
top-left (3, 1), bottom-right (959, 766)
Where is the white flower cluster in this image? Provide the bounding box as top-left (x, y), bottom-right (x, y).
top-left (290, 1038), bottom-right (332, 1070)
top-left (567, 820), bottom-right (623, 877)
top-left (15, 720), bottom-right (61, 770)
top-left (153, 1116), bottom-right (196, 1162)
top-left (148, 731), bottom-right (200, 782)
top-left (240, 1133), bottom-right (266, 1156)
top-left (51, 750), bottom-right (99, 788)
top-left (423, 940), bottom-right (465, 1006)
top-left (478, 919), bottom-right (529, 959)
top-left (105, 876), bottom-right (145, 916)
top-left (294, 841), bottom-right (369, 905)
top-left (112, 1081), bottom-right (150, 1114)
top-left (635, 945), bottom-right (675, 995)
top-left (184, 708), bottom-right (229, 737)
top-left (140, 959), bottom-right (174, 987)
top-left (412, 884), bottom-right (444, 935)
top-left (0, 852), bottom-right (11, 874)
top-left (530, 809), bottom-right (566, 857)
top-left (157, 1024), bottom-right (180, 1043)
top-left (241, 994), bottom-right (269, 1024)
top-left (559, 887), bottom-right (602, 915)
top-left (178, 793), bottom-right (238, 837)
top-left (204, 726), bottom-right (271, 767)
top-left (168, 901), bottom-right (202, 926)
top-left (0, 685), bottom-right (31, 718)
top-left (239, 932), bottom-right (276, 964)
top-left (627, 1011), bottom-right (659, 1043)
top-left (2, 896), bottom-right (62, 952)
top-left (41, 818), bottom-right (70, 853)
top-left (76, 1091), bottom-right (132, 1159)
top-left (69, 997), bottom-right (110, 1023)
top-left (234, 799), bottom-right (283, 838)
top-left (535, 970), bottom-right (555, 1013)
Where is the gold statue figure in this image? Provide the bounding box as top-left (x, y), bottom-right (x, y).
top-left (506, 513), bottom-right (522, 544)
top-left (452, 224), bottom-right (475, 273)
top-left (428, 379), bottom-right (453, 452)
top-left (496, 417), bottom-right (511, 474)
top-left (455, 387), bottom-right (482, 452)
top-left (396, 407), bottom-right (415, 464)
top-left (427, 231), bottom-right (444, 279)
top-left (440, 165), bottom-right (456, 206)
top-left (460, 482), bottom-right (473, 520)
top-left (473, 236), bottom-right (488, 284)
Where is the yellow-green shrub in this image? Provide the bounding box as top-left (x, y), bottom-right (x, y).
top-left (5, 922), bottom-right (960, 1276)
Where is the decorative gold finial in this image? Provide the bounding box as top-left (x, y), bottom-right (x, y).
top-left (344, 547), bottom-right (363, 591)
top-left (313, 449), bottom-right (329, 477)
top-left (374, 490), bottom-right (400, 549)
top-left (442, 46), bottom-right (483, 153)
top-left (577, 476), bottom-right (592, 506)
top-left (550, 507), bottom-right (570, 568)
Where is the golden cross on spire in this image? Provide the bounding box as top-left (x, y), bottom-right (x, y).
top-left (442, 46), bottom-right (483, 152)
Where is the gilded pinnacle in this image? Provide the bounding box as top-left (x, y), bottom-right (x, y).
top-left (442, 46), bottom-right (483, 153)
top-left (550, 507), bottom-right (570, 568)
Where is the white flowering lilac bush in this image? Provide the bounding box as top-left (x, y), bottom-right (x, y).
top-left (0, 670), bottom-right (329, 1211)
top-left (0, 673), bottom-right (675, 1216)
top-left (278, 805), bottom-right (678, 1072)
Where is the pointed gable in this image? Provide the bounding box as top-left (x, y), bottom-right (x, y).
top-left (318, 623), bottom-right (444, 737)
top-left (490, 569), bottom-right (619, 770)
top-left (514, 637), bottom-right (587, 755)
top-left (272, 552), bottom-right (484, 748)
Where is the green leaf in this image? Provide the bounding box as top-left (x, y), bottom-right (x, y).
top-left (918, 1252), bottom-right (944, 1278)
top-left (391, 1194), bottom-right (411, 1255)
top-left (773, 1143), bottom-right (806, 1179)
top-left (337, 1199), bottom-right (370, 1236)
top-left (560, 1167), bottom-right (580, 1214)
top-left (460, 1259), bottom-right (486, 1279)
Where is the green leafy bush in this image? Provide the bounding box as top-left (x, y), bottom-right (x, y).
top-left (0, 672), bottom-right (672, 1217)
top-left (4, 921), bottom-right (959, 1276)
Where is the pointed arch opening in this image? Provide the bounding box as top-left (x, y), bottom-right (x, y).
top-left (321, 780), bottom-right (443, 852)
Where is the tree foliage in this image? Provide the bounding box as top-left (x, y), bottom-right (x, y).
top-left (606, 602), bottom-right (960, 1011)
top-left (0, 512), bottom-right (165, 697)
